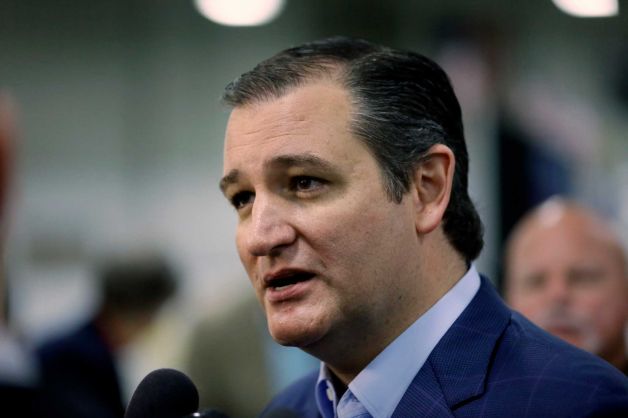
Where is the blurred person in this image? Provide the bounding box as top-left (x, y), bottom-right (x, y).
top-left (219, 36), bottom-right (628, 417)
top-left (0, 93), bottom-right (39, 416)
top-left (0, 93), bottom-right (15, 327)
top-left (36, 254), bottom-right (177, 418)
top-left (185, 295), bottom-right (317, 418)
top-left (505, 197), bottom-right (628, 374)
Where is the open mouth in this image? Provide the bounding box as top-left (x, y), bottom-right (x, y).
top-left (268, 271), bottom-right (315, 289)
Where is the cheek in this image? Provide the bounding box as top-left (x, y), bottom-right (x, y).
top-left (235, 230), bottom-right (258, 284)
top-left (307, 203), bottom-right (412, 299)
top-left (574, 282), bottom-right (621, 311)
top-left (309, 206), bottom-right (393, 266)
top-left (235, 228), bottom-right (249, 261)
top-left (580, 290), bottom-right (627, 330)
top-left (515, 299), bottom-right (545, 319)
top-left (508, 289), bottom-right (541, 311)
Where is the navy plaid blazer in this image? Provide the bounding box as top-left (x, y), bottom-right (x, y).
top-left (260, 277), bottom-right (628, 417)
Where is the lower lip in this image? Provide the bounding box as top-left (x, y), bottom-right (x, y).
top-left (265, 279), bottom-right (313, 303)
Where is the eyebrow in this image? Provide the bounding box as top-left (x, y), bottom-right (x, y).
top-left (219, 153), bottom-right (337, 193)
top-left (219, 169), bottom-right (240, 194)
top-left (268, 153), bottom-right (337, 172)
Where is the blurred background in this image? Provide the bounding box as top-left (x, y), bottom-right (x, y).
top-left (1, 0), bottom-right (627, 413)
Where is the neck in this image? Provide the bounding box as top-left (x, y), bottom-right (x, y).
top-left (312, 233), bottom-right (468, 385)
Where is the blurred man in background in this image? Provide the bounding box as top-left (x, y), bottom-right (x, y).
top-left (505, 197), bottom-right (628, 374)
top-left (0, 93), bottom-right (39, 416)
top-left (185, 294), bottom-right (317, 418)
top-left (36, 253), bottom-right (177, 418)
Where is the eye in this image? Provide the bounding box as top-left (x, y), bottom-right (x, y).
top-left (523, 273), bottom-right (546, 292)
top-left (290, 176), bottom-right (326, 193)
top-left (230, 191), bottom-right (254, 210)
top-left (569, 269), bottom-right (604, 287)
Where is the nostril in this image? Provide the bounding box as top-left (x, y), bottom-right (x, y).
top-left (268, 243), bottom-right (289, 258)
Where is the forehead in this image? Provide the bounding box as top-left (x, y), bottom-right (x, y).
top-left (222, 81), bottom-right (362, 174)
top-left (509, 212), bottom-right (624, 277)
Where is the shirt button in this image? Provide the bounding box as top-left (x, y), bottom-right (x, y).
top-left (326, 382), bottom-right (334, 401)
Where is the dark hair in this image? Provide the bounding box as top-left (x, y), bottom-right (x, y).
top-left (99, 254), bottom-right (178, 314)
top-left (223, 36), bottom-right (483, 263)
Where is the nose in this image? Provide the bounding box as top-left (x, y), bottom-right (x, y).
top-left (545, 275), bottom-right (570, 305)
top-left (239, 195), bottom-right (297, 257)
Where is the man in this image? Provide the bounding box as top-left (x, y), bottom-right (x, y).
top-left (0, 94), bottom-right (39, 417)
top-left (219, 37), bottom-right (628, 417)
top-left (37, 254), bottom-right (177, 418)
top-left (505, 197), bottom-right (628, 374)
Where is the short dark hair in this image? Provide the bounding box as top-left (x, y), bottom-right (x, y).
top-left (99, 254), bottom-right (178, 314)
top-left (223, 36), bottom-right (483, 263)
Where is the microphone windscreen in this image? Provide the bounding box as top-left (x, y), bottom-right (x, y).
top-left (125, 368), bottom-right (199, 418)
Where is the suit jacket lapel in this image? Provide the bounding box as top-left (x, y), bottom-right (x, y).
top-left (393, 277), bottom-right (512, 415)
top-left (392, 359), bottom-right (455, 418)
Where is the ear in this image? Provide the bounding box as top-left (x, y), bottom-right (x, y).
top-left (410, 144), bottom-right (455, 234)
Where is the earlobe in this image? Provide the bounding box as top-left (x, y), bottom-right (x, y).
top-left (412, 144), bottom-right (455, 234)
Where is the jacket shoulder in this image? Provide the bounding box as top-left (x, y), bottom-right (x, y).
top-left (478, 311), bottom-right (628, 416)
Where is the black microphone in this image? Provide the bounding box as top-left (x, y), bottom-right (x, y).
top-left (125, 368), bottom-right (230, 418)
top-left (125, 368), bottom-right (200, 418)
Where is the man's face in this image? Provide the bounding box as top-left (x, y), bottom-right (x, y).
top-left (506, 213), bottom-right (628, 360)
top-left (221, 81), bottom-right (421, 355)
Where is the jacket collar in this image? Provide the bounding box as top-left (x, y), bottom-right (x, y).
top-left (393, 276), bottom-right (511, 416)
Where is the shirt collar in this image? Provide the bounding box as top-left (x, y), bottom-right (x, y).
top-left (315, 265), bottom-right (481, 418)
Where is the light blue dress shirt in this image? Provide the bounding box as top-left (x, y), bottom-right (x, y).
top-left (315, 265), bottom-right (481, 418)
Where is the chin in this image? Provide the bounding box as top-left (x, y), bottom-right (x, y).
top-left (268, 319), bottom-right (326, 348)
